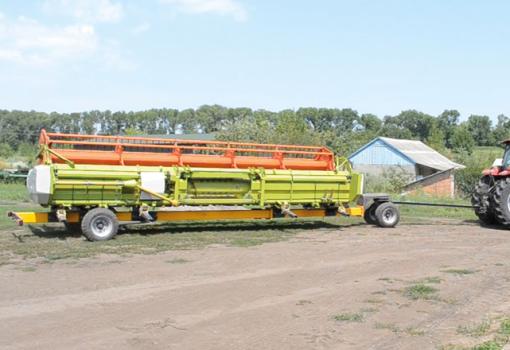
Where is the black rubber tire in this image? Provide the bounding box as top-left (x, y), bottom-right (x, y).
top-left (471, 176), bottom-right (498, 225)
top-left (363, 203), bottom-right (378, 225)
top-left (493, 178), bottom-right (510, 226)
top-left (64, 222), bottom-right (82, 234)
top-left (374, 202), bottom-right (400, 228)
top-left (81, 208), bottom-right (119, 241)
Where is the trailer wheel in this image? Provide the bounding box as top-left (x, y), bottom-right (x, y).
top-left (375, 202), bottom-right (399, 228)
top-left (81, 208), bottom-right (119, 241)
top-left (363, 204), bottom-right (378, 225)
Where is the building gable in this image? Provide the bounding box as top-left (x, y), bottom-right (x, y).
top-left (349, 139), bottom-right (415, 166)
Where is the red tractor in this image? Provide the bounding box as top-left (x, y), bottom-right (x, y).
top-left (472, 142), bottom-right (510, 225)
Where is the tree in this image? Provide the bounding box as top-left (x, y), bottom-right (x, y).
top-left (451, 124), bottom-right (475, 154)
top-left (178, 109), bottom-right (198, 133)
top-left (223, 107), bottom-right (252, 130)
top-left (493, 114), bottom-right (510, 144)
top-left (380, 115), bottom-right (413, 139)
top-left (274, 109), bottom-right (320, 145)
top-left (333, 108), bottom-right (359, 132)
top-left (195, 105), bottom-right (228, 133)
top-left (466, 115), bottom-right (493, 146)
top-left (381, 110), bottom-right (435, 140)
top-left (437, 109), bottom-right (460, 148)
top-left (297, 107), bottom-right (319, 130)
top-left (359, 113), bottom-right (382, 132)
top-left (427, 123), bottom-right (446, 153)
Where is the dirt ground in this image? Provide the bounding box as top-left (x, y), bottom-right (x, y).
top-left (1, 219), bottom-right (510, 349)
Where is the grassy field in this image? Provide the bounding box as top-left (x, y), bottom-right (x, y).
top-left (0, 219), bottom-right (343, 266)
top-left (396, 194), bottom-right (477, 221)
top-left (472, 146), bottom-right (503, 159)
top-left (0, 182), bottom-right (478, 266)
top-left (0, 183), bottom-right (41, 229)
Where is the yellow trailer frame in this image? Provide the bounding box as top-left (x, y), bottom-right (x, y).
top-left (8, 206), bottom-right (364, 226)
top-left (8, 193), bottom-right (402, 242)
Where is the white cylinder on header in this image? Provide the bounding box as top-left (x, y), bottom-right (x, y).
top-left (26, 165), bottom-right (52, 205)
top-left (140, 172), bottom-right (166, 200)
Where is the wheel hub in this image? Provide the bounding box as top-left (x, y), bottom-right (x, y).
top-left (382, 207), bottom-right (396, 224)
top-left (91, 216), bottom-right (112, 238)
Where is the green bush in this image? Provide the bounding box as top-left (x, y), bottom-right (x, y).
top-left (0, 143), bottom-right (12, 158)
top-left (364, 167), bottom-right (414, 194)
top-left (454, 148), bottom-right (502, 197)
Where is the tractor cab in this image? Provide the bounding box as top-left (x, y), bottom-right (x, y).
top-left (482, 141), bottom-right (510, 177)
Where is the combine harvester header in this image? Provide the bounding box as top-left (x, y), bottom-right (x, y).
top-left (38, 129), bottom-right (335, 171)
top-left (8, 130), bottom-right (400, 241)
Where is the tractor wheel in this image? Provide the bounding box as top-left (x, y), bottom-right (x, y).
top-left (374, 202), bottom-right (400, 228)
top-left (493, 177), bottom-right (510, 226)
top-left (81, 208), bottom-right (119, 241)
top-left (471, 176), bottom-right (498, 225)
top-left (363, 203), bottom-right (378, 225)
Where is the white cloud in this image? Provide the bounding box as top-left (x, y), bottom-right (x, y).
top-left (162, 0), bottom-right (247, 21)
top-left (43, 0), bottom-right (124, 23)
top-left (0, 15), bottom-right (97, 65)
top-left (0, 14), bottom-right (133, 70)
top-left (132, 22), bottom-right (150, 35)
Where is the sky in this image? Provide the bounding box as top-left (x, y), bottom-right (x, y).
top-left (0, 0), bottom-right (509, 120)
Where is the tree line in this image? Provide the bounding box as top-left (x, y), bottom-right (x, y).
top-left (0, 106), bottom-right (509, 159)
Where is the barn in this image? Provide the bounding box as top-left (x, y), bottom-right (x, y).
top-left (348, 137), bottom-right (464, 197)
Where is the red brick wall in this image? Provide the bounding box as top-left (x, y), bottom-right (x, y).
top-left (404, 171), bottom-right (455, 197)
top-left (420, 176), bottom-right (453, 197)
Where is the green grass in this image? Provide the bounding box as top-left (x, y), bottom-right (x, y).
top-left (444, 317), bottom-right (510, 350)
top-left (333, 307), bottom-right (382, 324)
top-left (364, 298), bottom-right (385, 304)
top-left (405, 327), bottom-right (425, 336)
top-left (15, 266), bottom-right (37, 272)
top-left (439, 345), bottom-right (469, 350)
top-left (374, 323), bottom-right (425, 336)
top-left (457, 319), bottom-right (492, 337)
top-left (333, 312), bottom-right (364, 322)
top-left (473, 146), bottom-right (503, 159)
top-left (0, 183), bottom-right (40, 230)
top-left (374, 322), bottom-right (400, 333)
top-left (378, 277), bottom-right (393, 282)
top-left (396, 194), bottom-right (477, 221)
top-left (0, 182), bottom-right (29, 202)
top-left (0, 202), bottom-right (43, 229)
top-left (360, 307), bottom-right (379, 313)
top-left (403, 283), bottom-right (438, 300)
top-left (499, 318), bottom-right (510, 335)
top-left (442, 268), bottom-right (476, 275)
top-left (415, 276), bottom-right (442, 284)
top-left (165, 258), bottom-right (190, 264)
top-left (471, 341), bottom-right (503, 350)
top-left (0, 218), bottom-right (352, 265)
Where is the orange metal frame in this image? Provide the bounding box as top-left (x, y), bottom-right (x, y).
top-left (38, 129), bottom-right (335, 170)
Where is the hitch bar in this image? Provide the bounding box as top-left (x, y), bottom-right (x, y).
top-left (393, 201), bottom-right (474, 209)
top-left (7, 211), bottom-right (24, 226)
